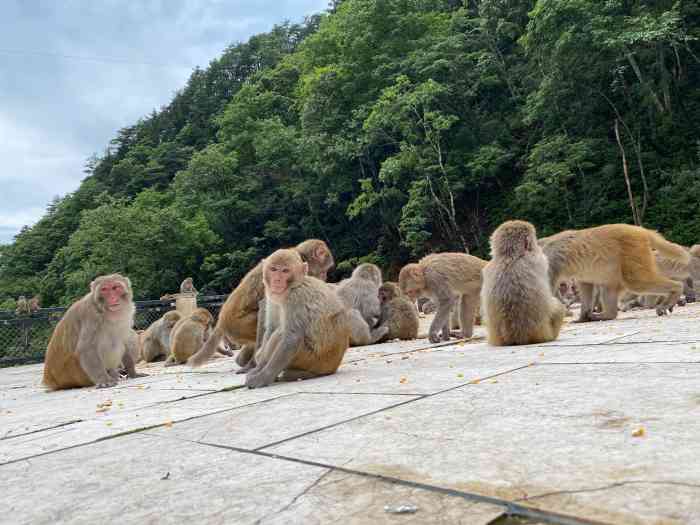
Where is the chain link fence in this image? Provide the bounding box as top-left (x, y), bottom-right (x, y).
top-left (0, 295), bottom-right (229, 368)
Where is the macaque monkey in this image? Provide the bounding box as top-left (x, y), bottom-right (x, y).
top-left (188, 239), bottom-right (334, 368)
top-left (165, 308), bottom-right (217, 366)
top-left (481, 220), bottom-right (566, 346)
top-left (245, 249), bottom-right (350, 388)
top-left (377, 282), bottom-right (419, 341)
top-left (42, 274), bottom-right (146, 390)
top-left (399, 253), bottom-right (486, 343)
top-left (29, 295), bottom-right (41, 312)
top-left (620, 247), bottom-right (700, 312)
top-left (540, 224), bottom-right (690, 321)
top-left (180, 277), bottom-right (198, 295)
top-left (15, 296), bottom-right (30, 316)
top-left (141, 311), bottom-right (182, 362)
top-left (337, 263), bottom-right (388, 345)
top-left (124, 329), bottom-right (142, 365)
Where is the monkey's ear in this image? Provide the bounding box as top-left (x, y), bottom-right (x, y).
top-left (302, 262), bottom-right (309, 276)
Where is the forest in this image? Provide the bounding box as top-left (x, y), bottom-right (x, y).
top-left (2, 0), bottom-right (700, 308)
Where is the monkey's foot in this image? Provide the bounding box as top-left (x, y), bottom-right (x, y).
top-left (245, 370), bottom-right (275, 389)
top-left (95, 379), bottom-right (118, 389)
top-left (428, 332), bottom-right (442, 343)
top-left (218, 348), bottom-right (235, 357)
top-left (128, 372), bottom-right (149, 379)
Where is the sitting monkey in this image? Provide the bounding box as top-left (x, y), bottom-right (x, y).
top-left (481, 220), bottom-right (566, 346)
top-left (42, 274), bottom-right (146, 390)
top-left (245, 249), bottom-right (351, 388)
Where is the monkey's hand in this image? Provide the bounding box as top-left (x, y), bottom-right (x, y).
top-left (245, 369), bottom-right (275, 389)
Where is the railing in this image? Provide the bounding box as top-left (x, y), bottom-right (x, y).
top-left (0, 295), bottom-right (229, 367)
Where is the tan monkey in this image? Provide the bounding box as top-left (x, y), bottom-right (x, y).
top-left (482, 220), bottom-right (566, 346)
top-left (245, 249), bottom-right (350, 388)
top-left (165, 308), bottom-right (217, 366)
top-left (540, 224), bottom-right (690, 321)
top-left (15, 296), bottom-right (30, 316)
top-left (141, 311), bottom-right (182, 362)
top-left (42, 274), bottom-right (146, 390)
top-left (620, 248), bottom-right (700, 312)
top-left (29, 295), bottom-right (41, 313)
top-left (188, 239), bottom-right (334, 368)
top-left (399, 253), bottom-right (486, 343)
top-left (337, 263), bottom-right (388, 346)
top-left (377, 282), bottom-right (419, 341)
top-left (179, 277), bottom-right (198, 295)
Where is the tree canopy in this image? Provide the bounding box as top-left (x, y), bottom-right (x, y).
top-left (2, 0), bottom-right (699, 306)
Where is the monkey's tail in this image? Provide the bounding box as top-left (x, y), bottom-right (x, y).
top-left (647, 230), bottom-right (690, 265)
top-left (187, 328), bottom-right (223, 368)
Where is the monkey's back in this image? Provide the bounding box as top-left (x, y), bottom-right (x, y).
top-left (170, 319), bottom-right (206, 363)
top-left (43, 296), bottom-right (94, 389)
top-left (288, 278), bottom-right (350, 374)
top-left (216, 263), bottom-right (265, 344)
top-left (420, 253), bottom-right (486, 293)
top-left (482, 256), bottom-right (562, 346)
top-left (384, 297), bottom-right (419, 340)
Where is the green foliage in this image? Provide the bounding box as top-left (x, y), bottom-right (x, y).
top-left (3, 0), bottom-right (700, 304)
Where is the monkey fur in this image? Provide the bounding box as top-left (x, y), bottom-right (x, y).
top-left (42, 274), bottom-right (145, 390)
top-left (245, 249), bottom-right (350, 388)
top-left (399, 252), bottom-right (486, 343)
top-left (481, 220), bottom-right (566, 346)
top-left (540, 224), bottom-right (690, 321)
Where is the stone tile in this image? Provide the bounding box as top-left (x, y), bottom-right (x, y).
top-left (1, 433), bottom-right (327, 525)
top-left (0, 432), bottom-right (504, 525)
top-left (147, 392), bottom-right (421, 450)
top-left (261, 470), bottom-right (504, 525)
top-left (0, 388), bottom-right (289, 464)
top-left (267, 363), bottom-right (700, 525)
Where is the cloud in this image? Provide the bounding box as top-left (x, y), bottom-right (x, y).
top-left (0, 0), bottom-right (328, 244)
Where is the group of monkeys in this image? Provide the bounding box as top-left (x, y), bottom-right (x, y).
top-left (40, 221), bottom-right (696, 391)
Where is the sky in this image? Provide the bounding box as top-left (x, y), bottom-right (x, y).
top-left (0, 0), bottom-right (329, 244)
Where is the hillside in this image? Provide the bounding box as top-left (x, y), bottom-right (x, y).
top-left (2, 0), bottom-right (700, 307)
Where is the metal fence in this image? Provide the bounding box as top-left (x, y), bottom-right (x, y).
top-left (0, 294), bottom-right (229, 368)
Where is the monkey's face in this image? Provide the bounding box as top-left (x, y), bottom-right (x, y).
top-left (98, 280), bottom-right (129, 314)
top-left (311, 248), bottom-right (333, 281)
top-left (267, 264), bottom-right (295, 296)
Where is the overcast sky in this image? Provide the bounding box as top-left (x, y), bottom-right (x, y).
top-left (0, 0), bottom-right (328, 244)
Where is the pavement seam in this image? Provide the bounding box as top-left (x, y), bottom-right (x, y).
top-left (255, 364), bottom-right (533, 452)
top-left (0, 391), bottom-right (299, 467)
top-left (1, 419), bottom-right (83, 441)
top-left (191, 440), bottom-right (608, 525)
top-left (517, 479), bottom-right (700, 501)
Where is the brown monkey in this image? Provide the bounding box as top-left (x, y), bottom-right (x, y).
top-left (165, 308), bottom-right (217, 366)
top-left (188, 239), bottom-right (334, 368)
top-left (337, 263), bottom-right (388, 345)
top-left (540, 224), bottom-right (690, 321)
top-left (29, 295), bottom-right (41, 313)
top-left (15, 296), bottom-right (30, 316)
top-left (620, 248), bottom-right (700, 312)
top-left (377, 282), bottom-right (419, 341)
top-left (180, 277), bottom-right (198, 295)
top-left (141, 311), bottom-right (182, 362)
top-left (245, 249), bottom-right (350, 388)
top-left (124, 329), bottom-right (143, 365)
top-left (399, 253), bottom-right (486, 343)
top-left (42, 274), bottom-right (146, 390)
top-left (481, 220), bottom-right (566, 346)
